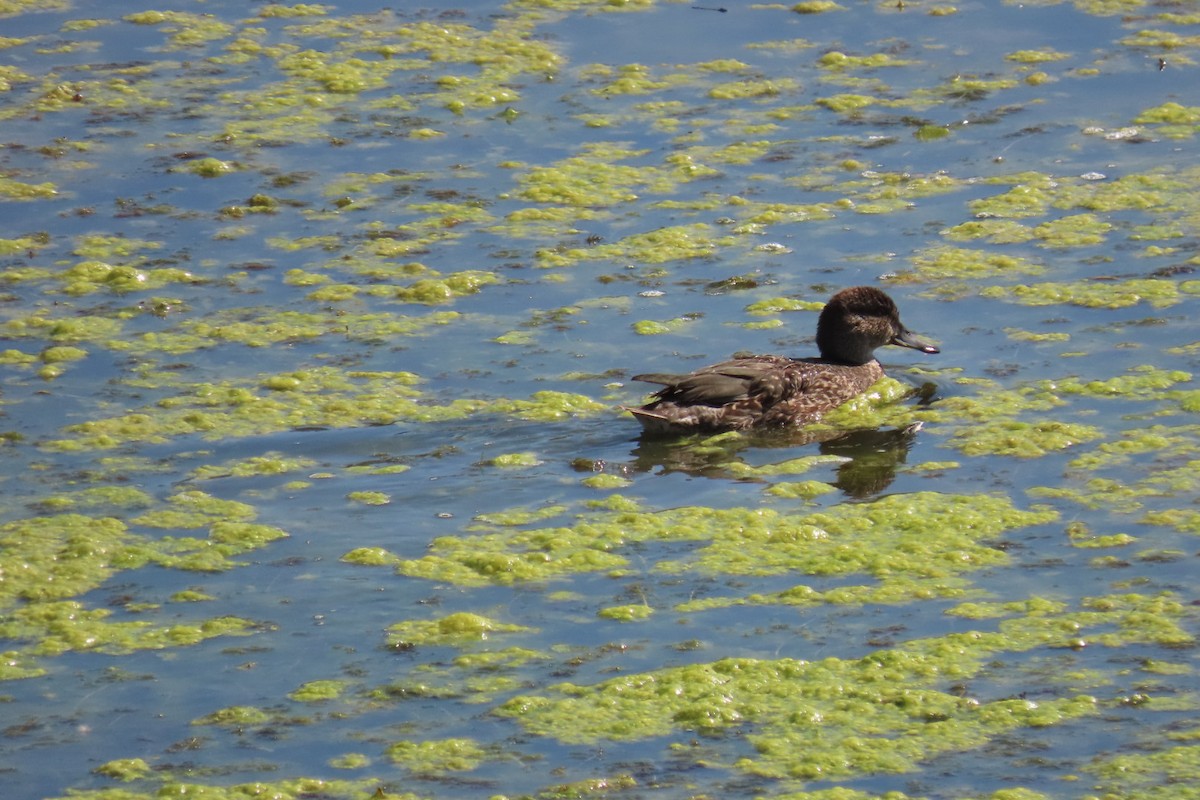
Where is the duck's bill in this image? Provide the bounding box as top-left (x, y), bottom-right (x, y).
top-left (890, 328), bottom-right (940, 354)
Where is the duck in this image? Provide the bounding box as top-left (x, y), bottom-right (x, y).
top-left (626, 285), bottom-right (939, 434)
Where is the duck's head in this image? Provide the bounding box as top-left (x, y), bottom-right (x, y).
top-left (816, 286), bottom-right (940, 365)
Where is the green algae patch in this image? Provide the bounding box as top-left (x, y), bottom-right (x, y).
top-left (581, 473), bottom-right (632, 489)
top-left (980, 279), bottom-right (1181, 309)
top-left (347, 491), bottom-right (390, 506)
top-left (598, 604), bottom-right (653, 621)
top-left (817, 51), bottom-right (914, 71)
top-left (793, 0), bottom-right (844, 12)
top-left (289, 679), bottom-right (350, 702)
top-left (170, 589), bottom-right (215, 602)
top-left (1004, 328), bottom-right (1069, 343)
top-left (744, 297), bottom-right (822, 315)
top-left (133, 491), bottom-right (257, 528)
top-left (708, 77), bottom-right (799, 101)
top-left (0, 176), bottom-right (57, 200)
top-left (193, 704), bottom-right (273, 727)
top-left (0, 601), bottom-right (259, 658)
top-left (123, 10), bottom-right (234, 49)
top-left (386, 737), bottom-right (486, 774)
top-left (387, 612), bottom-right (530, 649)
top-left (389, 490), bottom-right (1051, 590)
top-left (60, 261), bottom-right (196, 296)
top-left (496, 648), bottom-right (1097, 780)
top-left (181, 156), bottom-right (236, 177)
top-left (0, 514), bottom-right (142, 607)
top-left (41, 365), bottom-right (527, 451)
top-left (657, 492), bottom-right (1050, 580)
top-left (537, 223), bottom-right (730, 269)
top-left (1041, 366), bottom-right (1191, 399)
top-left (488, 391), bottom-right (608, 421)
top-left (93, 758), bottom-right (152, 782)
top-left (947, 419), bottom-right (1102, 458)
top-left (726, 454), bottom-right (847, 479)
top-left (1133, 102), bottom-right (1200, 138)
top-left (1088, 744), bottom-right (1200, 798)
top-left (40, 345), bottom-right (88, 364)
top-left (1005, 48), bottom-right (1070, 63)
top-left (341, 546), bottom-right (402, 567)
top-left (485, 451), bottom-right (542, 468)
top-left (632, 317), bottom-right (694, 335)
top-left (475, 505), bottom-right (567, 526)
top-left (190, 453), bottom-right (317, 480)
top-left (1031, 213), bottom-right (1112, 247)
top-left (329, 753), bottom-right (371, 770)
top-left (815, 93), bottom-right (875, 114)
top-left (901, 245), bottom-right (1044, 281)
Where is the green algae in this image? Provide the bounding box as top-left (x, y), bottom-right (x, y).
top-left (386, 737), bottom-right (487, 773)
top-left (386, 612), bottom-right (530, 649)
top-left (328, 753), bottom-right (370, 770)
top-left (347, 491), bottom-right (390, 506)
top-left (581, 473), bottom-right (632, 489)
top-left (289, 679), bottom-right (349, 702)
top-left (498, 591), bottom-right (1187, 781)
top-left (1003, 328), bottom-right (1070, 342)
top-left (0, 483), bottom-right (290, 675)
top-left (900, 245), bottom-right (1044, 281)
top-left (33, 485), bottom-right (154, 514)
top-left (93, 758), bottom-right (152, 782)
top-left (657, 492), bottom-right (1050, 579)
top-left (597, 604), bottom-right (653, 621)
top-left (1005, 48), bottom-right (1071, 63)
top-left (946, 419), bottom-right (1102, 458)
top-left (0, 602), bottom-right (258, 658)
top-left (1031, 213), bottom-right (1112, 246)
top-left (38, 366), bottom-right (610, 451)
top-left (45, 777), bottom-right (389, 800)
top-left (726, 454), bottom-right (848, 478)
top-left (369, 491), bottom-right (1052, 590)
top-left (1088, 744), bottom-right (1200, 799)
top-left (190, 454), bottom-right (317, 480)
top-left (475, 505), bottom-right (567, 526)
top-left (123, 10), bottom-right (234, 49)
top-left (793, 1), bottom-right (845, 12)
top-left (59, 261), bottom-right (197, 296)
top-left (1134, 101), bottom-right (1200, 137)
top-left (981, 278), bottom-right (1182, 308)
top-left (496, 650), bottom-right (1097, 780)
top-left (0, 176), bottom-right (57, 200)
top-left (815, 376), bottom-right (928, 430)
top-left (170, 589), bottom-right (215, 602)
top-left (193, 704), bottom-right (273, 727)
top-left (818, 51), bottom-right (914, 71)
top-left (632, 317), bottom-right (695, 335)
top-left (340, 546), bottom-right (401, 567)
top-left (484, 451), bottom-right (542, 468)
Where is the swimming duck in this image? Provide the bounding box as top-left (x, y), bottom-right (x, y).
top-left (627, 286), bottom-right (939, 434)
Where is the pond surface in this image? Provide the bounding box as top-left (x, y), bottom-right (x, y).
top-left (2, 1), bottom-right (1200, 799)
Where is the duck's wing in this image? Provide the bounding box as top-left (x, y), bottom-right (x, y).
top-left (634, 356), bottom-right (794, 408)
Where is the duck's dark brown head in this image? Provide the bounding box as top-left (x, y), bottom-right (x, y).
top-left (816, 286), bottom-right (939, 365)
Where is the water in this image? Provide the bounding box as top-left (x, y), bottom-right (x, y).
top-left (1, 1), bottom-right (1199, 798)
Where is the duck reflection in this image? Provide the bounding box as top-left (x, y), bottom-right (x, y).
top-left (622, 420), bottom-right (926, 498)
